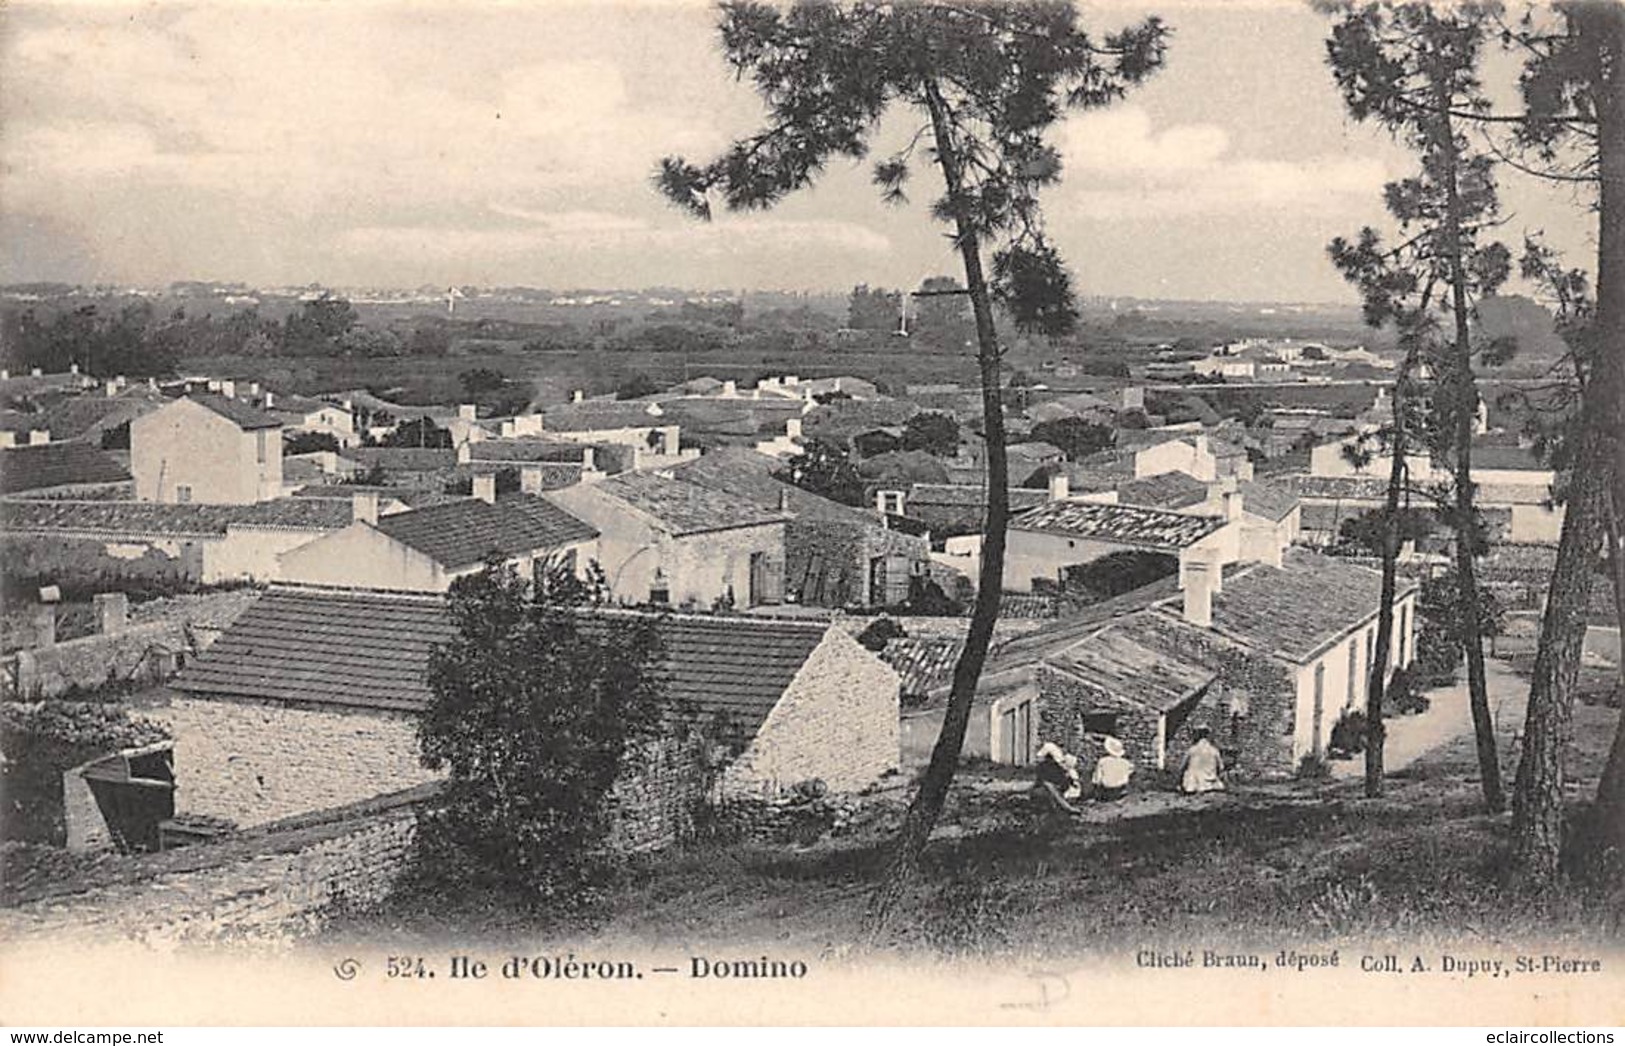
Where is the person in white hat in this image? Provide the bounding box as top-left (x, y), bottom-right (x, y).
top-left (1090, 736), bottom-right (1135, 802)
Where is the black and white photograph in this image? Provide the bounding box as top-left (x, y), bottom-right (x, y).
top-left (0, 0), bottom-right (1620, 1032)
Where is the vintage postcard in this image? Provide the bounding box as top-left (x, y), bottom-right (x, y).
top-left (0, 0), bottom-right (1621, 1029)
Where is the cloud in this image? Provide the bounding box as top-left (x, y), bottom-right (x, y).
top-left (1054, 107), bottom-right (1387, 218)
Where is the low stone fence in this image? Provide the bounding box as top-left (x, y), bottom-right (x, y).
top-left (0, 782), bottom-right (440, 946)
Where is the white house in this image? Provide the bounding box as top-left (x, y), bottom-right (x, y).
top-left (132, 395), bottom-right (284, 504)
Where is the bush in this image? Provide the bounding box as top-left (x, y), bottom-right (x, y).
top-left (855, 616), bottom-right (907, 652)
top-left (1296, 752), bottom-right (1332, 781)
top-left (1, 701), bottom-right (170, 845)
top-left (1385, 665), bottom-right (1431, 716)
top-left (1328, 708), bottom-right (1369, 760)
top-left (1413, 620), bottom-right (1461, 686)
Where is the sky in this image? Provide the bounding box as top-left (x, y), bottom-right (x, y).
top-left (0, 0), bottom-right (1600, 302)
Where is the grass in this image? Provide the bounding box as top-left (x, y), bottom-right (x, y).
top-left (318, 665), bottom-right (1623, 960)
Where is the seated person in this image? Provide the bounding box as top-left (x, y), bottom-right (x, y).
top-left (1033, 741), bottom-right (1081, 815)
top-left (1090, 736), bottom-right (1134, 801)
top-left (1180, 726), bottom-right (1227, 795)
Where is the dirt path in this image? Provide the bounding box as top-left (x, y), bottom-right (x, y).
top-left (1332, 656), bottom-right (1528, 780)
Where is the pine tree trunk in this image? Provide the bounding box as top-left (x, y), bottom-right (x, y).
top-left (1582, 0), bottom-right (1625, 883)
top-left (866, 78), bottom-right (1010, 936)
top-left (1440, 112), bottom-right (1506, 812)
top-left (1364, 380), bottom-right (1408, 798)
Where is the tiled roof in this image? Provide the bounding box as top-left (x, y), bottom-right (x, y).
top-left (802, 399), bottom-right (919, 441)
top-left (906, 483), bottom-right (1049, 510)
top-left (187, 394), bottom-right (283, 430)
top-left (41, 393), bottom-right (164, 440)
top-left (1476, 482), bottom-right (1553, 506)
top-left (980, 572), bottom-right (1188, 679)
top-left (172, 588), bottom-right (453, 712)
top-left (374, 496), bottom-right (597, 570)
top-left (1006, 441), bottom-right (1064, 461)
top-left (1116, 472), bottom-right (1209, 511)
top-left (879, 635), bottom-right (964, 697)
top-left (0, 410), bottom-right (35, 431)
top-left (1166, 549), bottom-right (1419, 663)
top-left (1, 498), bottom-right (349, 537)
top-left (1299, 502), bottom-right (1373, 532)
top-left (467, 440), bottom-right (591, 463)
top-left (541, 403), bottom-right (662, 432)
top-left (594, 470), bottom-right (788, 535)
top-left (1286, 474), bottom-right (1390, 501)
top-left (1010, 500), bottom-right (1225, 551)
top-left (0, 443), bottom-right (131, 494)
top-left (342, 447), bottom-right (458, 471)
top-left (174, 588), bottom-right (837, 730)
top-left (1237, 479), bottom-right (1300, 522)
top-left (668, 449), bottom-right (873, 525)
top-left (1046, 618), bottom-right (1215, 713)
top-left (1067, 447), bottom-right (1138, 481)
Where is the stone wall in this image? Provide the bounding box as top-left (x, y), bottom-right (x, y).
top-left (605, 733), bottom-right (713, 853)
top-left (786, 518), bottom-right (928, 608)
top-left (722, 629), bottom-right (899, 796)
top-left (6, 621), bottom-right (191, 699)
top-left (0, 784), bottom-right (435, 946)
top-left (151, 695), bottom-right (443, 828)
top-left (1035, 665), bottom-right (1163, 770)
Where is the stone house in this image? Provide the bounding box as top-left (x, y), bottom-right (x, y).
top-left (544, 470), bottom-right (789, 609)
top-left (277, 485), bottom-right (599, 592)
top-left (261, 393), bottom-right (358, 448)
top-left (1035, 551), bottom-right (1421, 778)
top-left (1114, 472), bottom-right (1301, 567)
top-left (1002, 493), bottom-right (1239, 594)
top-left (132, 395), bottom-right (283, 504)
top-left (0, 443), bottom-right (132, 499)
top-left (162, 588), bottom-right (899, 844)
top-left (667, 449), bottom-right (930, 608)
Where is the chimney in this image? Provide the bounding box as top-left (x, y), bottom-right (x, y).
top-left (572, 389), bottom-right (585, 404)
top-left (786, 417), bottom-right (803, 440)
top-left (0, 369), bottom-right (8, 380)
top-left (785, 375), bottom-right (799, 387)
top-left (778, 487), bottom-right (792, 512)
top-left (351, 491), bottom-right (378, 526)
top-left (1182, 557), bottom-right (1214, 628)
top-left (472, 473), bottom-right (496, 504)
top-left (28, 429), bottom-right (49, 446)
top-left (263, 391), bottom-right (274, 409)
top-left (341, 397), bottom-right (353, 411)
top-left (93, 593), bottom-right (128, 637)
top-left (248, 381), bottom-right (261, 398)
top-left (722, 379), bottom-right (738, 398)
top-left (220, 379), bottom-right (236, 400)
top-left (104, 380), bottom-right (118, 398)
top-left (456, 442), bottom-right (472, 465)
top-left (31, 603), bottom-right (56, 648)
top-left (874, 490), bottom-right (888, 515)
top-left (30, 367), bottom-right (43, 377)
top-left (147, 377), bottom-right (159, 391)
top-left (1223, 490), bottom-right (1243, 523)
top-left (521, 465), bottom-right (545, 495)
top-left (1048, 471), bottom-right (1070, 502)
top-left (581, 446), bottom-right (597, 472)
top-left (1120, 386), bottom-right (1145, 412)
top-left (458, 403), bottom-right (478, 421)
top-left (69, 363), bottom-right (79, 375)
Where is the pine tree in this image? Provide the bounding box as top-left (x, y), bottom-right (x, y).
top-left (1323, 0), bottom-right (1513, 810)
top-left (655, 0), bottom-right (1168, 933)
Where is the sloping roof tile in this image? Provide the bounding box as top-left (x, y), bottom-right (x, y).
top-left (1237, 479), bottom-right (1300, 522)
top-left (541, 403), bottom-right (662, 432)
top-left (1, 498), bottom-right (352, 536)
top-left (1011, 500), bottom-right (1225, 551)
top-left (0, 443), bottom-right (131, 494)
top-left (1116, 472), bottom-right (1209, 511)
top-left (880, 636), bottom-right (964, 697)
top-left (1046, 618), bottom-right (1215, 713)
top-left (1165, 549), bottom-right (1419, 663)
top-left (173, 588), bottom-right (838, 731)
top-left (466, 440), bottom-right (592, 463)
top-left (594, 470), bottom-right (788, 535)
top-left (187, 393), bottom-right (283, 430)
top-left (374, 496), bottom-right (597, 570)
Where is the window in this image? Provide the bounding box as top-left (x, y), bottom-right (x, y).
top-left (175, 485), bottom-right (192, 504)
top-left (1346, 638), bottom-right (1358, 708)
top-left (1081, 711), bottom-right (1119, 738)
top-left (649, 568), bottom-right (669, 605)
top-left (256, 431), bottom-right (268, 465)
